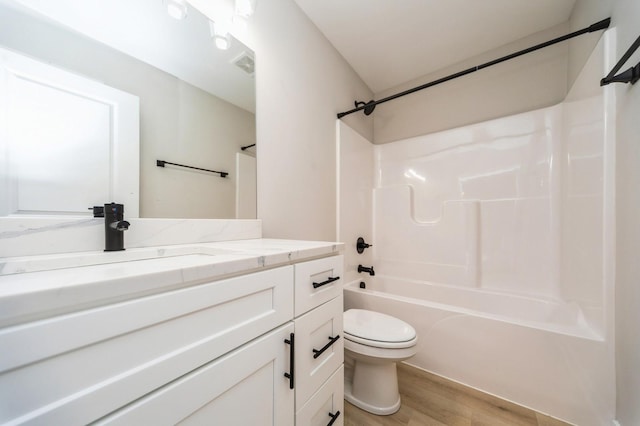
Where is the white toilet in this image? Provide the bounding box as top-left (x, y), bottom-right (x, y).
top-left (343, 309), bottom-right (418, 415)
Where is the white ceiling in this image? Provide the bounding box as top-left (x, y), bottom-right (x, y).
top-left (294, 0), bottom-right (577, 94)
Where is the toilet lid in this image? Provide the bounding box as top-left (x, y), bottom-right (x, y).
top-left (344, 309), bottom-right (416, 344)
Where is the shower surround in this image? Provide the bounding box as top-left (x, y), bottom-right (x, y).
top-left (338, 32), bottom-right (615, 425)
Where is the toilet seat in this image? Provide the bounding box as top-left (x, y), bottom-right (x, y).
top-left (345, 332), bottom-right (417, 349)
top-left (344, 309), bottom-right (417, 349)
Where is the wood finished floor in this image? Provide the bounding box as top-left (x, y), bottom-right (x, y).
top-left (344, 363), bottom-right (571, 426)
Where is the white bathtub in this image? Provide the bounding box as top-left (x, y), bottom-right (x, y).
top-left (345, 276), bottom-right (599, 339)
top-left (343, 277), bottom-right (613, 426)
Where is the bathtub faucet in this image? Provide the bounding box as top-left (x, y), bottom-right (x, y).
top-left (358, 264), bottom-right (375, 276)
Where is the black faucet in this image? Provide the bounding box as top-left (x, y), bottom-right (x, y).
top-left (358, 264), bottom-right (375, 276)
top-left (90, 203), bottom-right (130, 251)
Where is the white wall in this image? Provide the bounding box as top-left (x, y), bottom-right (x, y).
top-left (250, 0), bottom-right (373, 241)
top-left (567, 0), bottom-right (614, 88)
top-left (609, 0), bottom-right (640, 424)
top-left (236, 152), bottom-right (257, 219)
top-left (372, 23), bottom-right (570, 143)
top-left (337, 122), bottom-right (373, 284)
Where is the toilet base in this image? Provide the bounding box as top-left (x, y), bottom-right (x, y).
top-left (343, 355), bottom-right (402, 415)
top-left (345, 380), bottom-right (401, 415)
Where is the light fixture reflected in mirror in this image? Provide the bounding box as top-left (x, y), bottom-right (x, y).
top-left (235, 0), bottom-right (257, 18)
top-left (199, 0), bottom-right (257, 51)
top-left (209, 20), bottom-right (231, 50)
top-left (166, 0), bottom-right (188, 20)
top-left (232, 0), bottom-right (256, 32)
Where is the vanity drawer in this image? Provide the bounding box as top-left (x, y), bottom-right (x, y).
top-left (296, 365), bottom-right (344, 426)
top-left (294, 255), bottom-right (343, 316)
top-left (0, 266), bottom-right (293, 426)
top-left (294, 295), bottom-right (344, 407)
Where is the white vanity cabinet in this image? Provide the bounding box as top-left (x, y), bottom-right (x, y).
top-left (0, 248), bottom-right (345, 426)
top-left (0, 266), bottom-right (295, 425)
top-left (293, 255), bottom-right (345, 426)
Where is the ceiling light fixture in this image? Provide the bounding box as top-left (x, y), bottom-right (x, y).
top-left (166, 0), bottom-right (188, 20)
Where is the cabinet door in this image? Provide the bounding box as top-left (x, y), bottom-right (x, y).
top-left (296, 365), bottom-right (344, 426)
top-left (295, 255), bottom-right (343, 316)
top-left (96, 323), bottom-right (295, 426)
top-left (295, 295), bottom-right (344, 407)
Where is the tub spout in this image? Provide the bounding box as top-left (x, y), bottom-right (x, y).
top-left (358, 265), bottom-right (375, 276)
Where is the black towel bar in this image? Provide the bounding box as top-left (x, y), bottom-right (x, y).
top-left (156, 160), bottom-right (228, 178)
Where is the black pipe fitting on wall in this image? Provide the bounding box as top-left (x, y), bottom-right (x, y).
top-left (356, 237), bottom-right (372, 254)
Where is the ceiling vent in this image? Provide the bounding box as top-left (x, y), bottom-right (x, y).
top-left (231, 52), bottom-right (255, 76)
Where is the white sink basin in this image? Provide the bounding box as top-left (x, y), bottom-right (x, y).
top-left (0, 245), bottom-right (237, 275)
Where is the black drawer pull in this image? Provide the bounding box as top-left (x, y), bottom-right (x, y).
top-left (312, 276), bottom-right (340, 289)
top-left (327, 410), bottom-right (341, 426)
top-left (284, 333), bottom-right (295, 389)
top-left (313, 334), bottom-right (341, 359)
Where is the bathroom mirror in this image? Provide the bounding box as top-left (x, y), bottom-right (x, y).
top-left (0, 0), bottom-right (256, 219)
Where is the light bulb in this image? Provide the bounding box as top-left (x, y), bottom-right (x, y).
top-left (209, 20), bottom-right (232, 50)
top-left (214, 35), bottom-right (231, 50)
top-left (234, 0), bottom-right (256, 18)
top-left (167, 0), bottom-right (188, 20)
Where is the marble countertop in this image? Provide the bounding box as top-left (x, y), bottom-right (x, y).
top-left (0, 239), bottom-right (343, 327)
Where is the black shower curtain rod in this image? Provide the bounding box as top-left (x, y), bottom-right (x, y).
top-left (337, 17), bottom-right (611, 119)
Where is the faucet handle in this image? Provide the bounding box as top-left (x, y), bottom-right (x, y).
top-left (116, 220), bottom-right (130, 231)
top-left (109, 220), bottom-right (130, 231)
top-left (356, 237), bottom-right (372, 254)
top-left (89, 206), bottom-right (105, 218)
